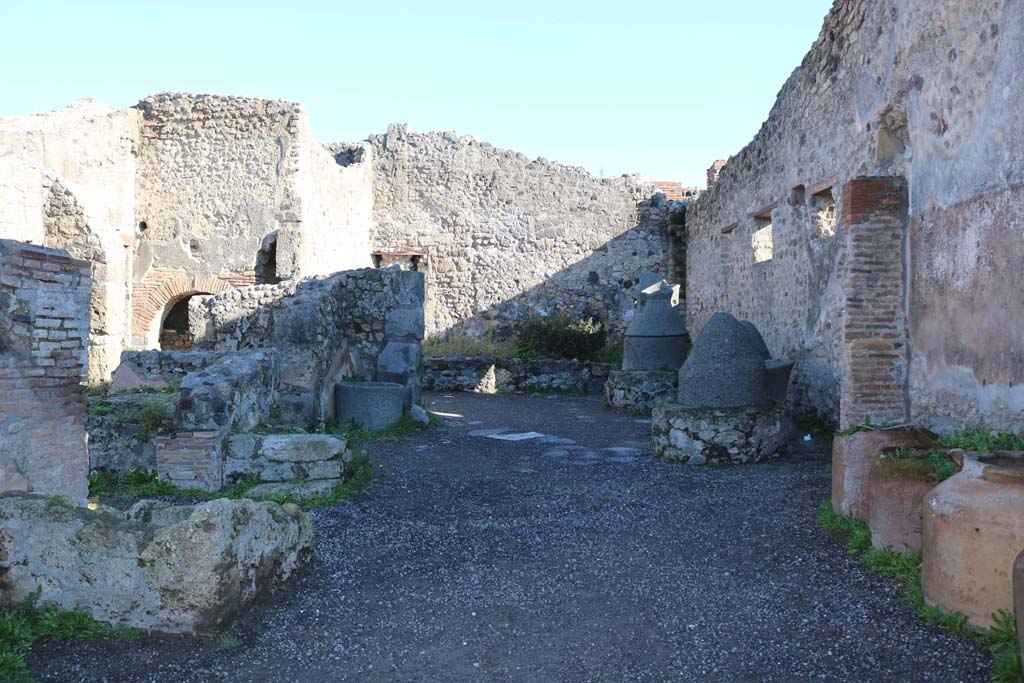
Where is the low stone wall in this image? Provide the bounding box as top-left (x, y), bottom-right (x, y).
top-left (225, 433), bottom-right (353, 500)
top-left (423, 356), bottom-right (612, 395)
top-left (193, 267), bottom-right (424, 423)
top-left (111, 350), bottom-right (229, 390)
top-left (155, 351), bottom-right (278, 491)
top-left (604, 369), bottom-right (678, 412)
top-left (0, 492), bottom-right (312, 634)
top-left (652, 403), bottom-right (794, 465)
top-left (86, 393), bottom-right (175, 471)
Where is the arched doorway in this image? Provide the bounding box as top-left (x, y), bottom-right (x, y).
top-left (158, 293), bottom-right (210, 351)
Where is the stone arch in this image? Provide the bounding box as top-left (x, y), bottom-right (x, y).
top-left (132, 272), bottom-right (235, 348)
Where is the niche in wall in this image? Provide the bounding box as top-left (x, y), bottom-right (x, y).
top-left (159, 294), bottom-right (209, 351)
top-left (750, 204), bottom-right (775, 264)
top-left (255, 234), bottom-right (281, 285)
top-left (811, 188), bottom-right (837, 238)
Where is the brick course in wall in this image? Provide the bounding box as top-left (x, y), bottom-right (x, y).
top-left (130, 268), bottom-right (245, 347)
top-left (838, 177), bottom-right (909, 429)
top-left (0, 239), bottom-right (91, 501)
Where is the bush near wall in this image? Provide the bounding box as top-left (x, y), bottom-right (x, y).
top-left (512, 314), bottom-right (608, 362)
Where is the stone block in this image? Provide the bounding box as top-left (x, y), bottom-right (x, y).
top-left (245, 478), bottom-right (342, 501)
top-left (0, 493), bottom-right (312, 634)
top-left (376, 341), bottom-right (422, 407)
top-left (261, 434), bottom-right (347, 463)
top-left (259, 460), bottom-right (342, 482)
top-left (335, 381), bottom-right (405, 430)
top-left (385, 305), bottom-right (425, 341)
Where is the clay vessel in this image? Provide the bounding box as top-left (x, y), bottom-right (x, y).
top-left (867, 453), bottom-right (945, 552)
top-left (832, 428), bottom-right (938, 521)
top-left (922, 451), bottom-right (1024, 629)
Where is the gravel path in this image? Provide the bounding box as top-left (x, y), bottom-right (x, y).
top-left (31, 392), bottom-right (989, 682)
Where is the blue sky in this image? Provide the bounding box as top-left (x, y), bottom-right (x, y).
top-left (0, 1), bottom-right (830, 186)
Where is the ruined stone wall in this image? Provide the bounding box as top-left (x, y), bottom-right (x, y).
top-left (192, 268), bottom-right (425, 424)
top-left (132, 93), bottom-right (373, 348)
top-left (0, 100), bottom-right (138, 381)
top-left (368, 124), bottom-right (672, 340)
top-left (0, 240), bottom-right (91, 502)
top-left (685, 0), bottom-right (1024, 431)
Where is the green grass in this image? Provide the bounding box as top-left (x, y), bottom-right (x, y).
top-left (0, 593), bottom-right (138, 681)
top-left (878, 447), bottom-right (959, 483)
top-left (939, 429), bottom-right (1024, 452)
top-left (816, 501), bottom-right (1022, 682)
top-left (87, 396), bottom-right (173, 443)
top-left (90, 452), bottom-right (376, 511)
top-left (423, 335), bottom-right (517, 358)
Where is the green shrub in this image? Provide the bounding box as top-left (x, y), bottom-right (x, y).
top-left (940, 429), bottom-right (1024, 452)
top-left (512, 313), bottom-right (608, 361)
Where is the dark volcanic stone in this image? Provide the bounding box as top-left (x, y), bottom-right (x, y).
top-left (677, 312), bottom-right (771, 409)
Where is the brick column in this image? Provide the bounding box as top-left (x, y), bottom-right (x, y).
top-left (0, 240), bottom-right (92, 502)
top-left (838, 177), bottom-right (910, 429)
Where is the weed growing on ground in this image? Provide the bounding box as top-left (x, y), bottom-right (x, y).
top-left (422, 334), bottom-right (517, 358)
top-left (89, 453), bottom-right (375, 511)
top-left (877, 447), bottom-right (959, 483)
top-left (816, 501), bottom-right (1022, 682)
top-left (939, 429), bottom-right (1024, 452)
top-left (87, 396), bottom-right (173, 442)
top-left (0, 593), bottom-right (137, 681)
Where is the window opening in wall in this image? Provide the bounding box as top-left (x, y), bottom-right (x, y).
top-left (811, 188), bottom-right (837, 238)
top-left (138, 221), bottom-right (148, 233)
top-left (255, 235), bottom-right (281, 285)
top-left (752, 220), bottom-right (774, 263)
top-left (790, 184), bottom-right (806, 206)
top-left (749, 204), bottom-right (775, 263)
top-left (159, 294), bottom-right (208, 351)
top-left (371, 250), bottom-right (425, 271)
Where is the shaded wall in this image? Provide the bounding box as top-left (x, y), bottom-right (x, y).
top-left (368, 124), bottom-right (677, 339)
top-left (685, 0), bottom-right (1024, 431)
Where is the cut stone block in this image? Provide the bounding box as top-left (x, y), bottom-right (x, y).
top-left (261, 434), bottom-right (347, 463)
top-left (0, 493), bottom-right (312, 634)
top-left (259, 460), bottom-right (342, 482)
top-left (245, 478), bottom-right (342, 501)
top-left (335, 381), bottom-right (405, 430)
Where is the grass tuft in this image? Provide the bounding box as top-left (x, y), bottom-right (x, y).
top-left (817, 501), bottom-right (1022, 682)
top-left (0, 593), bottom-right (137, 680)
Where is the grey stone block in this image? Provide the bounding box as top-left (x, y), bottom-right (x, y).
top-left (335, 381), bottom-right (405, 431)
top-left (385, 305), bottom-right (425, 340)
top-left (245, 479), bottom-right (342, 501)
top-left (376, 341), bottom-right (422, 407)
top-left (261, 434), bottom-right (347, 463)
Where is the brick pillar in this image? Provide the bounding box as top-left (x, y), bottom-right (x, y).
top-left (0, 239), bottom-right (92, 502)
top-left (838, 177), bottom-right (910, 429)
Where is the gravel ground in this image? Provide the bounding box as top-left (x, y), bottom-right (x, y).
top-left (31, 392), bottom-right (989, 682)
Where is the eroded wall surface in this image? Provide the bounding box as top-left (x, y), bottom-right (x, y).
top-left (0, 100), bottom-right (138, 381)
top-left (368, 124), bottom-right (674, 339)
top-left (192, 268), bottom-right (424, 423)
top-left (131, 93), bottom-right (373, 347)
top-left (0, 240), bottom-right (91, 502)
top-left (685, 0), bottom-right (1024, 430)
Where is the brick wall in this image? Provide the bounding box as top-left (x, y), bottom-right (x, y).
top-left (838, 177), bottom-right (909, 429)
top-left (0, 239), bottom-right (91, 501)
